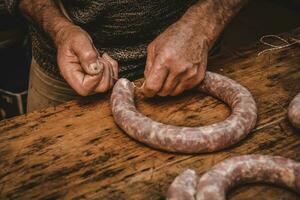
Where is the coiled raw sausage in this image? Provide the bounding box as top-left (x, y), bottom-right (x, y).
top-left (167, 155), bottom-right (300, 200)
top-left (111, 72), bottom-right (257, 153)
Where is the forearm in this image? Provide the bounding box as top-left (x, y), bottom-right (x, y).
top-left (179, 0), bottom-right (249, 45)
top-left (19, 0), bottom-right (72, 45)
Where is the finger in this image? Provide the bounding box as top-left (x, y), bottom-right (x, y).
top-left (197, 54), bottom-right (208, 84)
top-left (99, 56), bottom-right (114, 89)
top-left (169, 79), bottom-right (181, 95)
top-left (166, 65), bottom-right (191, 96)
top-left (184, 54), bottom-right (208, 90)
top-left (177, 64), bottom-right (199, 90)
top-left (73, 39), bottom-right (103, 75)
top-left (169, 81), bottom-right (187, 96)
top-left (157, 61), bottom-right (192, 96)
top-left (157, 73), bottom-right (179, 97)
top-left (144, 45), bottom-right (155, 78)
top-left (94, 59), bottom-right (111, 93)
top-left (58, 49), bottom-right (104, 96)
top-left (142, 59), bottom-right (168, 97)
top-left (169, 63), bottom-right (205, 96)
top-left (186, 64), bottom-right (206, 89)
top-left (103, 53), bottom-right (119, 81)
top-left (102, 56), bottom-right (114, 89)
top-left (63, 64), bottom-right (102, 96)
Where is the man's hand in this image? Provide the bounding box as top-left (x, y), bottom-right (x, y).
top-left (142, 0), bottom-right (249, 97)
top-left (19, 0), bottom-right (118, 96)
top-left (143, 22), bottom-right (209, 97)
top-left (55, 25), bottom-right (118, 96)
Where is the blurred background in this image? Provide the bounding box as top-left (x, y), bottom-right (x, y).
top-left (0, 0), bottom-right (31, 120)
top-left (0, 0), bottom-right (299, 120)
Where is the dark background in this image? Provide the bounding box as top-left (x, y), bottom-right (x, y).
top-left (0, 0), bottom-right (299, 119)
top-left (0, 1), bottom-right (31, 93)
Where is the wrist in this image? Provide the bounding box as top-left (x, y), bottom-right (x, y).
top-left (179, 0), bottom-right (248, 48)
top-left (179, 2), bottom-right (223, 47)
top-left (50, 19), bottom-right (75, 47)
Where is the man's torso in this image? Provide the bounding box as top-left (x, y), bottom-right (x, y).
top-left (31, 0), bottom-right (197, 80)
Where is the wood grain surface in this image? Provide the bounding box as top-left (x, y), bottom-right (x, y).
top-left (0, 28), bottom-right (300, 200)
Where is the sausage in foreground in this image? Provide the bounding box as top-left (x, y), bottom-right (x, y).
top-left (167, 155), bottom-right (300, 200)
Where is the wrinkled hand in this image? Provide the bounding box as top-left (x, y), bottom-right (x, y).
top-left (55, 25), bottom-right (118, 96)
top-left (142, 21), bottom-right (211, 97)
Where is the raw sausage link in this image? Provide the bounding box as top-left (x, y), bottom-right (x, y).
top-left (288, 93), bottom-right (300, 129)
top-left (167, 155), bottom-right (300, 200)
top-left (111, 72), bottom-right (257, 153)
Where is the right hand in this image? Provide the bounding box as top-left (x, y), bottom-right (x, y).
top-left (55, 25), bottom-right (118, 96)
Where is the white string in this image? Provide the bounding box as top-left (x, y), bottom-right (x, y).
top-left (258, 35), bottom-right (300, 56)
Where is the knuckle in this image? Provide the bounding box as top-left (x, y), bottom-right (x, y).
top-left (161, 53), bottom-right (174, 64)
top-left (187, 68), bottom-right (198, 79)
top-left (170, 62), bottom-right (191, 74)
top-left (185, 63), bottom-right (193, 70)
top-left (155, 64), bottom-right (164, 71)
top-left (82, 51), bottom-right (97, 60)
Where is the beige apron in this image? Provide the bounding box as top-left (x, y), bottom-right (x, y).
top-left (27, 59), bottom-right (78, 112)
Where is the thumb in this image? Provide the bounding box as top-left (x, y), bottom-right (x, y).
top-left (73, 39), bottom-right (103, 75)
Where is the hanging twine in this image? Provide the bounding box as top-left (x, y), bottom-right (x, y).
top-left (258, 34), bottom-right (300, 56)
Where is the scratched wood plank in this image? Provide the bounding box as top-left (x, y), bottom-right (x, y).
top-left (0, 28), bottom-right (300, 200)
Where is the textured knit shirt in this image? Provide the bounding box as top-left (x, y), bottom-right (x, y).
top-left (6, 0), bottom-right (198, 81)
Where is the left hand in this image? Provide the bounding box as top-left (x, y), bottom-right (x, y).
top-left (142, 21), bottom-right (211, 97)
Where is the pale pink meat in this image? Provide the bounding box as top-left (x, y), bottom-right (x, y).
top-left (111, 72), bottom-right (257, 153)
top-left (167, 155), bottom-right (300, 200)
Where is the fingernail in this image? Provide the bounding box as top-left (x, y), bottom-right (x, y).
top-left (89, 62), bottom-right (103, 74)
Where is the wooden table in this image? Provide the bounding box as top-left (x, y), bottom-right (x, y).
top-left (1, 28), bottom-right (300, 200)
